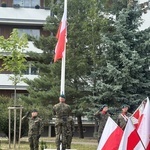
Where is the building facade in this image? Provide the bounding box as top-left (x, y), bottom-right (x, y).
top-left (0, 0), bottom-right (50, 98)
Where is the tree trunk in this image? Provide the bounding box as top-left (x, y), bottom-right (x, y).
top-left (77, 115), bottom-right (84, 138)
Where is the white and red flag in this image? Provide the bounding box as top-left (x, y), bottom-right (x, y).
top-left (97, 117), bottom-right (123, 150)
top-left (54, 0), bottom-right (67, 62)
top-left (118, 118), bottom-right (145, 150)
top-left (131, 100), bottom-right (146, 128)
top-left (136, 97), bottom-right (150, 150)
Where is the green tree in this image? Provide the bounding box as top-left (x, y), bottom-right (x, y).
top-left (0, 29), bottom-right (28, 105)
top-left (21, 0), bottom-right (150, 139)
top-left (65, 0), bottom-right (112, 138)
top-left (90, 7), bottom-right (150, 111)
top-left (0, 29), bottom-right (28, 144)
top-left (23, 0), bottom-right (111, 138)
top-left (100, 0), bottom-right (132, 15)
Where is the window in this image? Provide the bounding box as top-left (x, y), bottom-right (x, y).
top-left (13, 0), bottom-right (40, 8)
top-left (23, 62), bottom-right (39, 75)
top-left (13, 0), bottom-right (23, 7)
top-left (18, 29), bottom-right (40, 39)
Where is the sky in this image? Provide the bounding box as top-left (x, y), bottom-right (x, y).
top-left (140, 10), bottom-right (150, 30)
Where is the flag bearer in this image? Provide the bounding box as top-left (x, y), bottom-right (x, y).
top-left (117, 104), bottom-right (131, 130)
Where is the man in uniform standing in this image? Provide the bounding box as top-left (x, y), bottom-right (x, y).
top-left (94, 104), bottom-right (109, 142)
top-left (53, 95), bottom-right (71, 150)
top-left (22, 109), bottom-right (43, 150)
top-left (117, 104), bottom-right (131, 130)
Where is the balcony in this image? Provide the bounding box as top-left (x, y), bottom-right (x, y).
top-left (0, 41), bottom-right (42, 90)
top-left (0, 74), bottom-right (38, 90)
top-left (0, 7), bottom-right (50, 25)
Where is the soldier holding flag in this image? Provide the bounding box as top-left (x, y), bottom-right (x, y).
top-left (117, 104), bottom-right (131, 130)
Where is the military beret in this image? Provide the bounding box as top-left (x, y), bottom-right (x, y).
top-left (60, 94), bottom-right (65, 99)
top-left (121, 104), bottom-right (130, 109)
top-left (100, 104), bottom-right (108, 110)
top-left (31, 109), bottom-right (38, 112)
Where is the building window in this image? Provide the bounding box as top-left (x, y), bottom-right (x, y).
top-left (13, 0), bottom-right (40, 8)
top-left (23, 62), bottom-right (39, 75)
top-left (17, 28), bottom-right (40, 39)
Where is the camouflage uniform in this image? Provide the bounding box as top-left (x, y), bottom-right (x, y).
top-left (66, 116), bottom-right (75, 149)
top-left (22, 114), bottom-right (43, 150)
top-left (53, 102), bottom-right (71, 150)
top-left (94, 111), bottom-right (109, 142)
top-left (117, 112), bottom-right (131, 130)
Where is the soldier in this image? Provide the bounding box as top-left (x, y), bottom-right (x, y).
top-left (22, 109), bottom-right (43, 150)
top-left (53, 95), bottom-right (71, 150)
top-left (66, 116), bottom-right (75, 149)
top-left (117, 104), bottom-right (131, 130)
top-left (94, 104), bottom-right (110, 142)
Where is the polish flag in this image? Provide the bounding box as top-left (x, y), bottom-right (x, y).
top-left (136, 97), bottom-right (150, 150)
top-left (54, 0), bottom-right (67, 62)
top-left (97, 117), bottom-right (123, 150)
top-left (131, 100), bottom-right (146, 128)
top-left (118, 118), bottom-right (145, 150)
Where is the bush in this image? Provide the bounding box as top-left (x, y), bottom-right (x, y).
top-left (0, 96), bottom-right (26, 141)
top-left (40, 140), bottom-right (47, 150)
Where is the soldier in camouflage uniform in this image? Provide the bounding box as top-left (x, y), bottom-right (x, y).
top-left (94, 104), bottom-right (109, 142)
top-left (22, 109), bottom-right (43, 150)
top-left (117, 104), bottom-right (131, 130)
top-left (66, 116), bottom-right (75, 149)
top-left (53, 95), bottom-right (71, 150)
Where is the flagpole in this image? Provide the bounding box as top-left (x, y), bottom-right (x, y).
top-left (136, 97), bottom-right (150, 150)
top-left (60, 47), bottom-right (66, 95)
top-left (60, 0), bottom-right (67, 95)
top-left (129, 117), bottom-right (146, 150)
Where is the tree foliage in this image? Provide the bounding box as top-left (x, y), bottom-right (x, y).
top-left (0, 29), bottom-right (28, 76)
top-left (0, 29), bottom-right (28, 105)
top-left (89, 7), bottom-right (150, 112)
top-left (22, 0), bottom-right (150, 138)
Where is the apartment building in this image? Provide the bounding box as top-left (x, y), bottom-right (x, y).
top-left (0, 0), bottom-right (50, 98)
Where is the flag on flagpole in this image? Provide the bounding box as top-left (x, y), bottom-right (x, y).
top-left (137, 97), bottom-right (150, 150)
top-left (118, 118), bottom-right (145, 150)
top-left (54, 0), bottom-right (67, 62)
top-left (97, 117), bottom-right (123, 150)
top-left (130, 100), bottom-right (146, 128)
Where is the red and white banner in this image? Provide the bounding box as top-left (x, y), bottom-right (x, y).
top-left (131, 100), bottom-right (146, 128)
top-left (97, 117), bottom-right (123, 150)
top-left (118, 118), bottom-right (145, 150)
top-left (137, 97), bottom-right (150, 150)
top-left (54, 0), bottom-right (67, 62)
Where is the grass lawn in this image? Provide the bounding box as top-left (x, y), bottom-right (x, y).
top-left (0, 137), bottom-right (97, 150)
